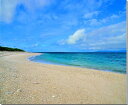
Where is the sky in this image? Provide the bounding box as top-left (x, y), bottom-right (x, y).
top-left (0, 0), bottom-right (126, 52)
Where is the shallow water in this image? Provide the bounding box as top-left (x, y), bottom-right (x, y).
top-left (30, 52), bottom-right (126, 73)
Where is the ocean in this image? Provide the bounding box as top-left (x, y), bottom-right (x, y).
top-left (29, 52), bottom-right (126, 74)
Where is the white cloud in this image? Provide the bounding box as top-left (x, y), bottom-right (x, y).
top-left (82, 21), bottom-right (126, 50)
top-left (89, 19), bottom-right (101, 25)
top-left (88, 21), bottom-right (126, 38)
top-left (0, 0), bottom-right (52, 23)
top-left (0, 0), bottom-right (20, 23)
top-left (90, 34), bottom-right (126, 51)
top-left (84, 11), bottom-right (100, 19)
top-left (100, 14), bottom-right (120, 23)
top-left (89, 33), bottom-right (126, 47)
top-left (85, 11), bottom-right (125, 26)
top-left (60, 21), bottom-right (126, 51)
top-left (32, 43), bottom-right (39, 47)
top-left (66, 29), bottom-right (85, 44)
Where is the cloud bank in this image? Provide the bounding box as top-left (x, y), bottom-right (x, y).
top-left (62, 21), bottom-right (126, 51)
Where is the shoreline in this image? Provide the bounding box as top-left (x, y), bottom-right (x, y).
top-left (28, 53), bottom-right (126, 74)
top-left (0, 52), bottom-right (126, 104)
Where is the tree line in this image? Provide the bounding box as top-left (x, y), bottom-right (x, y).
top-left (0, 46), bottom-right (25, 51)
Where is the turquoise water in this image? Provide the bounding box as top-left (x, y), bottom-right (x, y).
top-left (30, 52), bottom-right (126, 73)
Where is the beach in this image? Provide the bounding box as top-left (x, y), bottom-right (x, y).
top-left (0, 52), bottom-right (126, 104)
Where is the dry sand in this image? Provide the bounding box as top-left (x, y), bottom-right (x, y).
top-left (0, 52), bottom-right (126, 104)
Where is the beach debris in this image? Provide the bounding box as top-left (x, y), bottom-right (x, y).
top-left (16, 89), bottom-right (22, 92)
top-left (52, 95), bottom-right (56, 98)
top-left (33, 82), bottom-right (40, 84)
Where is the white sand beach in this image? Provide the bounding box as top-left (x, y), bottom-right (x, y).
top-left (0, 52), bottom-right (126, 104)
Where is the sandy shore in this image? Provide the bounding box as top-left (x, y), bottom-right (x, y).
top-left (0, 52), bottom-right (126, 104)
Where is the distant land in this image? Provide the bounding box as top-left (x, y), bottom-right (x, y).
top-left (0, 46), bottom-right (25, 52)
top-left (34, 50), bottom-right (126, 53)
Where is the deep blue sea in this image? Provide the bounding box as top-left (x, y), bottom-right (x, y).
top-left (30, 52), bottom-right (126, 74)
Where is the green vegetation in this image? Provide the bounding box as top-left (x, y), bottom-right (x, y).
top-left (0, 46), bottom-right (25, 52)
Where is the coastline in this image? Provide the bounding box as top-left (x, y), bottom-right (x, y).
top-left (0, 52), bottom-right (126, 104)
top-left (28, 53), bottom-right (126, 74)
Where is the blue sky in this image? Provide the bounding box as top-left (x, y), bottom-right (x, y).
top-left (0, 0), bottom-right (126, 52)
